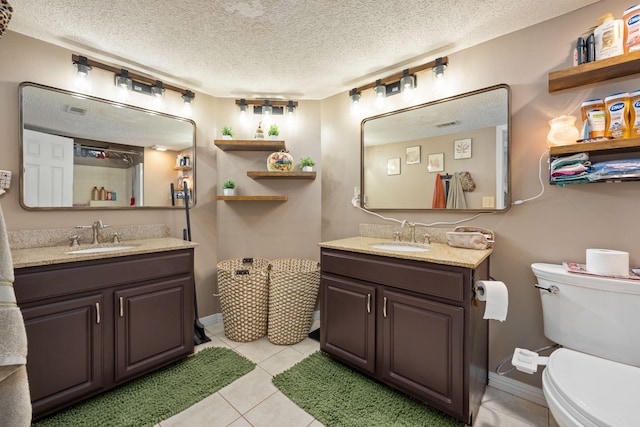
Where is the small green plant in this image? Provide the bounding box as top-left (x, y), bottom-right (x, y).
top-left (300, 156), bottom-right (315, 167)
top-left (222, 126), bottom-right (234, 137)
top-left (222, 178), bottom-right (236, 189)
top-left (268, 124), bottom-right (279, 136)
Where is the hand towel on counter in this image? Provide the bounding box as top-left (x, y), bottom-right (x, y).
top-left (446, 172), bottom-right (467, 209)
top-left (0, 201), bottom-right (31, 426)
top-left (432, 173), bottom-right (446, 208)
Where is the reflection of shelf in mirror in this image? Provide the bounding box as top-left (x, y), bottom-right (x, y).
top-left (173, 165), bottom-right (192, 171)
top-left (247, 171), bottom-right (316, 180)
top-left (548, 51), bottom-right (640, 92)
top-left (549, 137), bottom-right (640, 156)
top-left (214, 139), bottom-right (285, 151)
top-left (216, 195), bottom-right (287, 201)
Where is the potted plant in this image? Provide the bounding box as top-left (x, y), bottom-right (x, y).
top-left (221, 126), bottom-right (234, 140)
top-left (300, 156), bottom-right (315, 172)
top-left (268, 124), bottom-right (279, 140)
top-left (222, 178), bottom-right (236, 196)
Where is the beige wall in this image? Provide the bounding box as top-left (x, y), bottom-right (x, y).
top-left (322, 0), bottom-right (640, 387)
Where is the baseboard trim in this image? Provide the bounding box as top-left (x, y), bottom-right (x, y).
top-left (199, 310), bottom-right (319, 327)
top-left (488, 372), bottom-right (547, 407)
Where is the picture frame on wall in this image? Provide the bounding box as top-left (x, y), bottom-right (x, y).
top-left (427, 153), bottom-right (444, 173)
top-left (387, 157), bottom-right (401, 175)
top-left (454, 138), bottom-right (472, 159)
top-left (406, 146), bottom-right (421, 165)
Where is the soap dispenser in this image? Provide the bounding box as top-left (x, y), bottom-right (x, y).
top-left (255, 122), bottom-right (264, 139)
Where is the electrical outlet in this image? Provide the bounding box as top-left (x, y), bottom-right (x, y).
top-left (482, 196), bottom-right (495, 208)
top-left (0, 170), bottom-right (11, 190)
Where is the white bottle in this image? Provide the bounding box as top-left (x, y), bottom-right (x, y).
top-left (595, 13), bottom-right (624, 60)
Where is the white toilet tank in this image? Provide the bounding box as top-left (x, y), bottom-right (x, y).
top-left (532, 263), bottom-right (640, 367)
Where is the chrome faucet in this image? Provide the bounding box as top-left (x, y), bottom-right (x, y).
top-left (401, 220), bottom-right (417, 243)
top-left (76, 220), bottom-right (111, 244)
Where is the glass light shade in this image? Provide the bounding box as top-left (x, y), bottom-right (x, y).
top-left (546, 115), bottom-right (579, 147)
top-left (74, 63), bottom-right (92, 76)
top-left (151, 81), bottom-right (164, 98)
top-left (374, 80), bottom-right (386, 98)
top-left (286, 101), bottom-right (295, 115)
top-left (351, 92), bottom-right (361, 104)
top-left (182, 91), bottom-right (194, 104)
top-left (262, 104), bottom-right (273, 115)
top-left (115, 74), bottom-right (132, 89)
top-left (400, 74), bottom-right (414, 91)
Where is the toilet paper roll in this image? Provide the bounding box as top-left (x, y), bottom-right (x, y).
top-left (586, 248), bottom-right (629, 277)
top-left (476, 280), bottom-right (509, 322)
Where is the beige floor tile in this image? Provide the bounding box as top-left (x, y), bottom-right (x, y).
top-left (243, 391), bottom-right (314, 427)
top-left (308, 420), bottom-right (326, 427)
top-left (194, 335), bottom-right (231, 353)
top-left (161, 392), bottom-right (242, 427)
top-left (227, 417), bottom-right (253, 427)
top-left (290, 337), bottom-right (320, 356)
top-left (219, 366), bottom-right (278, 414)
top-left (234, 336), bottom-right (288, 363)
top-left (481, 387), bottom-right (548, 426)
top-left (474, 405), bottom-right (545, 427)
top-left (259, 347), bottom-right (308, 376)
top-left (205, 322), bottom-right (225, 336)
top-left (548, 412), bottom-right (561, 427)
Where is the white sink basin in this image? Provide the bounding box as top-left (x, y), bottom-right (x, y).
top-left (370, 243), bottom-right (430, 252)
top-left (65, 245), bottom-right (136, 254)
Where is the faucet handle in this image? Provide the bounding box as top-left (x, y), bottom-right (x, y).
top-left (69, 235), bottom-right (81, 247)
top-left (423, 234), bottom-right (431, 244)
top-left (393, 231), bottom-right (401, 242)
top-left (111, 232), bottom-right (121, 243)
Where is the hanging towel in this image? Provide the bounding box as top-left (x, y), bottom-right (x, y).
top-left (432, 174), bottom-right (446, 208)
top-left (0, 201), bottom-right (31, 426)
top-left (446, 172), bottom-right (467, 209)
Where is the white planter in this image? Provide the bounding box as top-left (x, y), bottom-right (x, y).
top-left (302, 166), bottom-right (314, 172)
top-left (269, 135), bottom-right (279, 140)
top-left (222, 135), bottom-right (232, 140)
top-left (223, 188), bottom-right (235, 196)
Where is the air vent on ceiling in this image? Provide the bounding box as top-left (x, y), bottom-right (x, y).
top-left (65, 105), bottom-right (87, 115)
top-left (435, 120), bottom-right (459, 128)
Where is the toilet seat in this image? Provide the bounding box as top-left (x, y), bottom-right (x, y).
top-left (543, 348), bottom-right (639, 427)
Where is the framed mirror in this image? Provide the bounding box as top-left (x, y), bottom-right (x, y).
top-left (361, 84), bottom-right (510, 211)
top-left (19, 82), bottom-right (196, 210)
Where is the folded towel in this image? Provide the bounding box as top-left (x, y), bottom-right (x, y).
top-left (432, 174), bottom-right (446, 208)
top-left (446, 172), bottom-right (467, 209)
top-left (550, 152), bottom-right (589, 170)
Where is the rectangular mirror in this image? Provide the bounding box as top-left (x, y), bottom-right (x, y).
top-left (362, 84), bottom-right (510, 211)
top-left (19, 82), bottom-right (196, 210)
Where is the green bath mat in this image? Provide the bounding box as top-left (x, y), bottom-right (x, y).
top-left (272, 351), bottom-right (462, 427)
top-left (32, 347), bottom-right (255, 427)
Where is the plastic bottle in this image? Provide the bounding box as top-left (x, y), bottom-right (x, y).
top-left (629, 90), bottom-right (640, 137)
top-left (595, 13), bottom-right (624, 60)
top-left (99, 186), bottom-right (106, 201)
top-left (604, 92), bottom-right (631, 138)
top-left (624, 4), bottom-right (640, 53)
top-left (91, 186), bottom-right (99, 201)
top-left (581, 99), bottom-right (606, 139)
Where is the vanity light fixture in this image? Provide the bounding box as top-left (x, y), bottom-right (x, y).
top-left (182, 90), bottom-right (195, 104)
top-left (350, 88), bottom-right (361, 104)
top-left (433, 57), bottom-right (447, 78)
top-left (73, 55), bottom-right (92, 76)
top-left (400, 69), bottom-right (414, 92)
top-left (115, 69), bottom-right (132, 90)
top-left (235, 99), bottom-right (298, 115)
top-left (348, 56), bottom-right (448, 102)
top-left (151, 145), bottom-right (168, 151)
top-left (373, 79), bottom-right (386, 98)
top-left (71, 54), bottom-right (195, 102)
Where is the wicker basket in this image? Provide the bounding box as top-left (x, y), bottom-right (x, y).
top-left (217, 258), bottom-right (270, 342)
top-left (268, 258), bottom-right (320, 345)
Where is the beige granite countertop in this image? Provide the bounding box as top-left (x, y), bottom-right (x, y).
top-left (12, 237), bottom-right (198, 269)
top-left (319, 236), bottom-right (491, 269)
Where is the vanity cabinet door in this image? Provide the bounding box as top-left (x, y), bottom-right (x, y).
top-left (381, 288), bottom-right (464, 418)
top-left (114, 276), bottom-right (193, 382)
top-left (21, 294), bottom-right (104, 417)
top-left (321, 274), bottom-right (376, 375)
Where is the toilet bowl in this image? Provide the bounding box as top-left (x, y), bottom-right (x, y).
top-left (528, 263), bottom-right (640, 427)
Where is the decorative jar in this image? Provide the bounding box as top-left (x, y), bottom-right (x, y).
top-left (546, 115), bottom-right (579, 147)
top-left (267, 151), bottom-right (294, 172)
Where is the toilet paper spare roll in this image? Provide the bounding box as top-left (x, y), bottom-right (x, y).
top-left (586, 248), bottom-right (629, 277)
top-left (475, 280), bottom-right (508, 322)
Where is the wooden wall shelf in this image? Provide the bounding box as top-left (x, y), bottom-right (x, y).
top-left (216, 195), bottom-right (287, 201)
top-left (548, 51), bottom-right (640, 92)
top-left (549, 137), bottom-right (640, 156)
top-left (247, 171), bottom-right (316, 180)
top-left (214, 139), bottom-right (285, 151)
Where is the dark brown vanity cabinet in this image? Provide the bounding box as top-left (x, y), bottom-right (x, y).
top-left (14, 249), bottom-right (195, 420)
top-left (320, 248), bottom-right (488, 425)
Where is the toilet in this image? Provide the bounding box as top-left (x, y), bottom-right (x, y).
top-left (530, 263), bottom-right (640, 427)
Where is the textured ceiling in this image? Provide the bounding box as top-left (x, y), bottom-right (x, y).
top-left (7, 0), bottom-right (599, 100)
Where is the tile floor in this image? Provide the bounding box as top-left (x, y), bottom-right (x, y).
top-left (158, 321), bottom-right (559, 427)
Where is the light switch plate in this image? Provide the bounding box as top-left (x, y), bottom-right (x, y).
top-left (0, 170), bottom-right (11, 190)
top-left (482, 196), bottom-right (495, 208)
